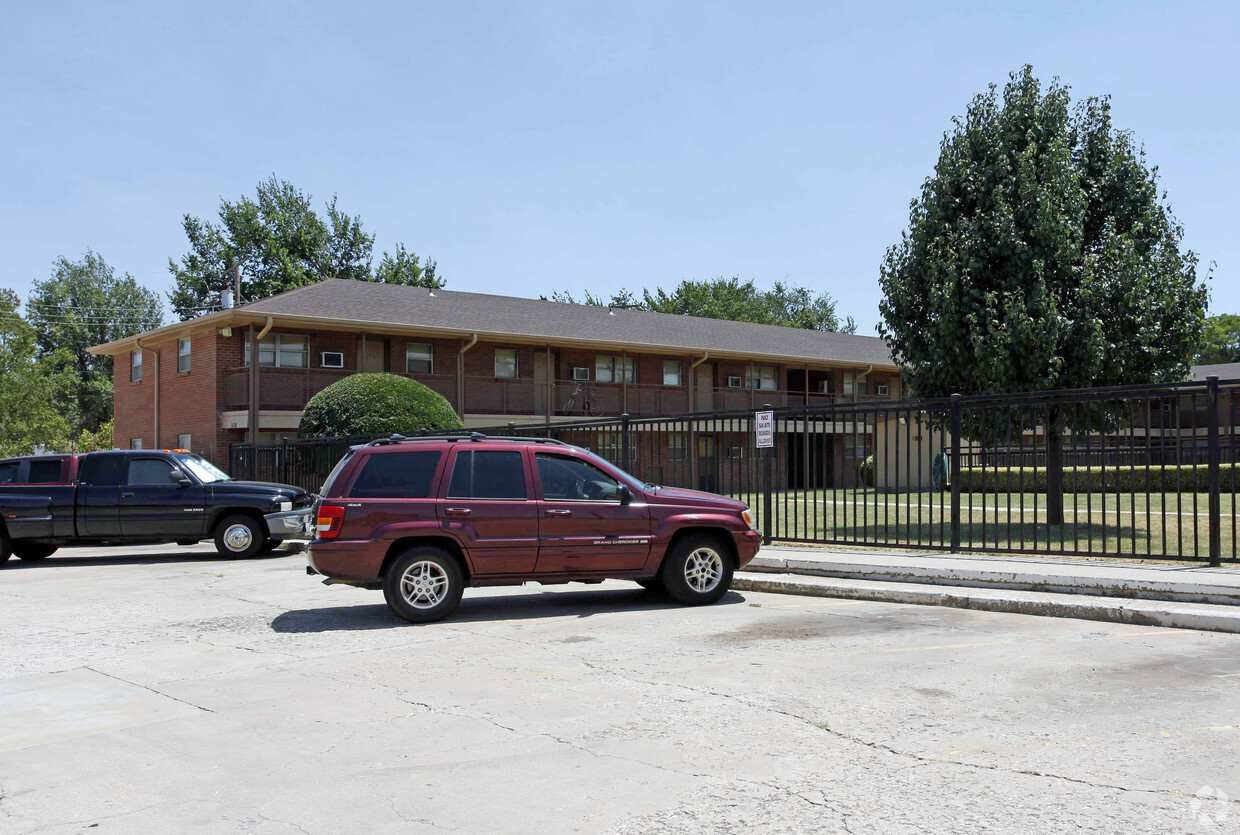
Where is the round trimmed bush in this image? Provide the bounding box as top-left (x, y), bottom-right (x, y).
top-left (298, 373), bottom-right (463, 438)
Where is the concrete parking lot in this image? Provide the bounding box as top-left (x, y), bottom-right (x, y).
top-left (1, 544), bottom-right (1238, 834)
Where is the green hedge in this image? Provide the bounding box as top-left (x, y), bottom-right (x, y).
top-left (298, 373), bottom-right (463, 438)
top-left (958, 464), bottom-right (1234, 494)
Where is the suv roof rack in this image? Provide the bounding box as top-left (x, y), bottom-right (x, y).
top-left (364, 433), bottom-right (568, 448)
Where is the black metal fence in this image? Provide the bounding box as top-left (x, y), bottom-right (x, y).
top-left (229, 377), bottom-right (1240, 564)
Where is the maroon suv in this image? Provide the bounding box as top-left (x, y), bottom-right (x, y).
top-left (307, 434), bottom-right (761, 622)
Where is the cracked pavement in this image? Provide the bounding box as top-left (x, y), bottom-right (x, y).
top-left (1, 543), bottom-right (1238, 833)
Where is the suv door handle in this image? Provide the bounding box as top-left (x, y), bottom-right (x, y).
top-left (120, 492), bottom-right (135, 499)
top-left (444, 507), bottom-right (472, 516)
top-left (545, 509), bottom-right (572, 516)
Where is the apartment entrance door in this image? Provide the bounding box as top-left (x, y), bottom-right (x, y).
top-left (534, 352), bottom-right (549, 416)
top-left (362, 339), bottom-right (386, 372)
top-left (695, 363), bottom-right (714, 411)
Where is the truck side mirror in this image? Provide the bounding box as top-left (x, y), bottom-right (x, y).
top-left (168, 468), bottom-right (192, 487)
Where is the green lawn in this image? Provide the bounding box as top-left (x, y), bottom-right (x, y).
top-left (730, 489), bottom-right (1238, 561)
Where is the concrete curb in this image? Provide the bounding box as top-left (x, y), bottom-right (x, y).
top-left (745, 555), bottom-right (1240, 606)
top-left (733, 571), bottom-right (1240, 633)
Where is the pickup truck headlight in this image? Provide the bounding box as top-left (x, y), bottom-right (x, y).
top-left (278, 501), bottom-right (292, 512)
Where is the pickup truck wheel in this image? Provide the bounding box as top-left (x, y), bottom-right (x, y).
top-left (383, 547), bottom-right (464, 624)
top-left (0, 530), bottom-right (10, 565)
top-left (660, 534), bottom-right (734, 606)
top-left (13, 544), bottom-right (57, 561)
top-left (213, 515), bottom-right (265, 559)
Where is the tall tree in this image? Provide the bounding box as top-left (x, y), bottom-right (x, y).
top-left (26, 251), bottom-right (163, 433)
top-left (373, 243), bottom-right (444, 288)
top-left (1197, 314), bottom-right (1240, 365)
top-left (878, 66), bottom-right (1208, 522)
top-left (547, 277), bottom-right (856, 333)
top-left (0, 290), bottom-right (79, 456)
top-left (168, 176), bottom-right (440, 319)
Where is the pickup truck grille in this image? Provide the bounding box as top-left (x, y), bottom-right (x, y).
top-left (293, 493), bottom-right (316, 509)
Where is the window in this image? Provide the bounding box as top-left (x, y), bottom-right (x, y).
top-left (727, 445), bottom-right (745, 460)
top-left (130, 438), bottom-right (143, 450)
top-left (843, 372), bottom-right (870, 397)
top-left (536, 454), bottom-right (621, 501)
top-left (0, 462), bottom-right (18, 484)
top-left (594, 432), bottom-right (622, 464)
top-left (177, 338), bottom-right (191, 373)
top-left (595, 355), bottom-right (634, 384)
top-left (447, 450), bottom-right (527, 499)
top-left (80, 454), bottom-right (126, 486)
top-left (494, 348), bottom-right (518, 379)
top-left (177, 434), bottom-right (192, 450)
top-left (349, 451), bottom-right (442, 498)
top-left (131, 350), bottom-right (142, 382)
top-left (663, 360), bottom-right (683, 386)
top-left (127, 458), bottom-right (176, 486)
top-left (668, 433), bottom-right (687, 461)
top-left (406, 343), bottom-right (433, 375)
top-left (244, 334), bottom-right (309, 368)
top-left (843, 434), bottom-right (872, 459)
top-left (28, 459), bottom-right (64, 483)
top-left (745, 366), bottom-right (777, 391)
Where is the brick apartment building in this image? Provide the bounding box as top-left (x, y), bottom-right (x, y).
top-left (90, 279), bottom-right (900, 479)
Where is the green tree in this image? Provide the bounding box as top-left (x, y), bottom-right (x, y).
top-left (547, 277), bottom-right (855, 332)
top-left (26, 251), bottom-right (163, 433)
top-left (0, 290), bottom-right (79, 456)
top-left (878, 66), bottom-right (1208, 523)
top-left (298, 373), bottom-right (463, 438)
top-left (168, 176), bottom-right (440, 319)
top-left (1197, 314), bottom-right (1240, 365)
top-left (373, 243), bottom-right (444, 288)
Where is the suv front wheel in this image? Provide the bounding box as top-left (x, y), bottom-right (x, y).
top-left (660, 534), bottom-right (734, 605)
top-left (383, 547), bottom-right (465, 623)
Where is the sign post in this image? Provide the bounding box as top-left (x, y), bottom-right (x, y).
top-left (756, 408), bottom-right (774, 543)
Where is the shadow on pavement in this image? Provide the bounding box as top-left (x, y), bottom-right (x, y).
top-left (1, 546), bottom-right (302, 569)
top-left (270, 588), bottom-right (746, 633)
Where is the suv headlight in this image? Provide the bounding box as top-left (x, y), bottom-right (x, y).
top-left (741, 508), bottom-right (754, 529)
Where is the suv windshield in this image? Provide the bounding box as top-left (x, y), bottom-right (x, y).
top-left (173, 453), bottom-right (231, 484)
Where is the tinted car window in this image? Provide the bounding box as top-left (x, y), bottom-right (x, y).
top-left (350, 451), bottom-right (442, 498)
top-left (128, 458), bottom-right (176, 486)
top-left (28, 459), bottom-right (64, 483)
top-left (536, 454), bottom-right (620, 501)
top-left (79, 454), bottom-right (126, 486)
top-left (447, 450), bottom-right (527, 500)
top-left (0, 462), bottom-right (18, 484)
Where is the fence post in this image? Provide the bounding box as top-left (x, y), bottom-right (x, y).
top-left (950, 393), bottom-right (962, 552)
top-left (1208, 375), bottom-right (1221, 567)
top-left (762, 404), bottom-right (773, 545)
top-left (621, 413), bottom-right (632, 472)
top-left (281, 437), bottom-right (290, 485)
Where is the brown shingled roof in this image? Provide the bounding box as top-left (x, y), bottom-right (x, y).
top-left (237, 278), bottom-right (895, 367)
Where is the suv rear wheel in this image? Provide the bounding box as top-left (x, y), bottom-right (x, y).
top-left (213, 515), bottom-right (265, 559)
top-left (660, 534), bottom-right (734, 605)
top-left (383, 547), bottom-right (465, 624)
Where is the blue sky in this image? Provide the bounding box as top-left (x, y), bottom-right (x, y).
top-left (2, 1), bottom-right (1236, 334)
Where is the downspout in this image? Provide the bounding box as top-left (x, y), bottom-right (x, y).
top-left (690, 351), bottom-right (710, 368)
top-left (458, 333), bottom-right (477, 417)
top-left (854, 364), bottom-right (873, 402)
top-left (247, 317), bottom-right (274, 442)
top-left (136, 337), bottom-right (160, 448)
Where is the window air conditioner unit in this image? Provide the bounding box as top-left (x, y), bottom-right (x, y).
top-left (817, 380), bottom-right (831, 393)
top-left (727, 376), bottom-right (742, 388)
top-left (572, 367), bottom-right (590, 381)
top-left (321, 352), bottom-right (344, 368)
top-left (876, 384), bottom-right (889, 396)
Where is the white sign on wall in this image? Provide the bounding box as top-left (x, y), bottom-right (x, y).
top-left (755, 410), bottom-right (774, 448)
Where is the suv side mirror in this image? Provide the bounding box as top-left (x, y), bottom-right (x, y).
top-left (617, 484), bottom-right (632, 505)
top-left (168, 468), bottom-right (192, 487)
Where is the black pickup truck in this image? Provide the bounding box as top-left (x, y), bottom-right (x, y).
top-left (0, 450), bottom-right (314, 564)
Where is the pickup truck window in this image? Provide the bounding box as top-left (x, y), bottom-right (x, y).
top-left (0, 462), bottom-right (17, 484)
top-left (173, 454), bottom-right (229, 484)
top-left (79, 454), bottom-right (126, 486)
top-left (349, 451), bottom-right (441, 499)
top-left (447, 450), bottom-right (527, 500)
top-left (128, 458), bottom-right (176, 486)
top-left (28, 459), bottom-right (64, 483)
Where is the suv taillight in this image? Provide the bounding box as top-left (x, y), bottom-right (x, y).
top-left (317, 504), bottom-right (346, 539)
